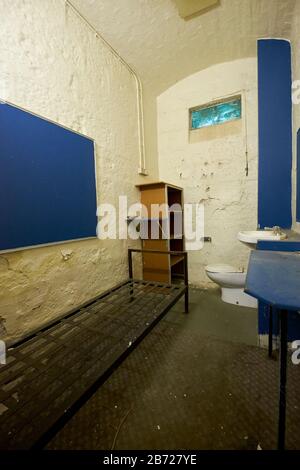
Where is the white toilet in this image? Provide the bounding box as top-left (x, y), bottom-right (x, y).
top-left (205, 264), bottom-right (257, 308)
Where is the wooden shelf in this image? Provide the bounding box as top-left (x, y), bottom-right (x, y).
top-left (139, 217), bottom-right (168, 221)
top-left (135, 181), bottom-right (183, 191)
top-left (171, 273), bottom-right (185, 279)
top-left (170, 255), bottom-right (184, 267)
top-left (138, 182), bottom-right (184, 283)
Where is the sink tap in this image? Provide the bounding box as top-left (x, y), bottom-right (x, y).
top-left (264, 225), bottom-right (282, 235)
top-left (273, 226), bottom-right (282, 235)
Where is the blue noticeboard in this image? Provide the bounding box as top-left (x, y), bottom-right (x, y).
top-left (0, 103), bottom-right (98, 251)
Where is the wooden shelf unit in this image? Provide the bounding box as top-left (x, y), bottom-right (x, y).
top-left (136, 181), bottom-right (184, 283)
top-left (170, 255), bottom-right (184, 267)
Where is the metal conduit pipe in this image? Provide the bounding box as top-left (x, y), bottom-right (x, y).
top-left (65, 0), bottom-right (148, 175)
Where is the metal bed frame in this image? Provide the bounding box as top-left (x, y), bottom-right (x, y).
top-left (0, 249), bottom-right (188, 449)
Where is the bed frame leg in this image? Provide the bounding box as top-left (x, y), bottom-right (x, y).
top-left (185, 289), bottom-right (189, 314)
top-left (128, 249), bottom-right (133, 279)
top-left (184, 253), bottom-right (189, 313)
top-left (278, 309), bottom-right (288, 450)
top-left (268, 305), bottom-right (273, 358)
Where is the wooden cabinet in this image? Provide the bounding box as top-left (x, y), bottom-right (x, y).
top-left (136, 182), bottom-right (184, 283)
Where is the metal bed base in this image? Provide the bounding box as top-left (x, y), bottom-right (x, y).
top-left (0, 249), bottom-right (188, 449)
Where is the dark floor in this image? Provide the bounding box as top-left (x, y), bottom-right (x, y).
top-left (47, 288), bottom-right (300, 450)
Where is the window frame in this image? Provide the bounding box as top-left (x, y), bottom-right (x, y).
top-left (189, 94), bottom-right (242, 131)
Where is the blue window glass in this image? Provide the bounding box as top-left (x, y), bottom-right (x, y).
top-left (190, 97), bottom-right (241, 129)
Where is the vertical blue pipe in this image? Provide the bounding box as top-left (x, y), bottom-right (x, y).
top-left (257, 39), bottom-right (292, 229)
top-left (297, 129), bottom-right (300, 222)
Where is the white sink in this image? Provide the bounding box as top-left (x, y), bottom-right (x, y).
top-left (238, 230), bottom-right (287, 248)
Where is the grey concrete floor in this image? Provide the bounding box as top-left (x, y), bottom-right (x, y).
top-left (168, 287), bottom-right (258, 346)
top-left (47, 287), bottom-right (300, 450)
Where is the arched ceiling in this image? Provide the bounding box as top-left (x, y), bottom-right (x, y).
top-left (71, 0), bottom-right (296, 96)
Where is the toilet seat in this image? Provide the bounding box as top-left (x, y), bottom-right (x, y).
top-left (205, 264), bottom-right (243, 273)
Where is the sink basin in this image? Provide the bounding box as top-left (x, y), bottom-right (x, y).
top-left (238, 230), bottom-right (287, 248)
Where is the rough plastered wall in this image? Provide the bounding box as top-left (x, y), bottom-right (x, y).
top-left (291, 1), bottom-right (300, 234)
top-left (157, 58), bottom-right (258, 287)
top-left (0, 0), bottom-right (143, 341)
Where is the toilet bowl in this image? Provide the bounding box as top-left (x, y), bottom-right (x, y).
top-left (205, 264), bottom-right (257, 308)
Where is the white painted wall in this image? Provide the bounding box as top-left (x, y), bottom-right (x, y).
top-left (0, 0), bottom-right (145, 341)
top-left (291, 1), bottom-right (300, 234)
top-left (157, 58), bottom-right (258, 286)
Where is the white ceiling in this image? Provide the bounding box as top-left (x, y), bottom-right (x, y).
top-left (71, 0), bottom-right (296, 96)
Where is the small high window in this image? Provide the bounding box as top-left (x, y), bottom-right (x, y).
top-left (190, 96), bottom-right (242, 130)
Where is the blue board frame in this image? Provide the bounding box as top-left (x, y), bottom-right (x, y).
top-left (0, 103), bottom-right (98, 251)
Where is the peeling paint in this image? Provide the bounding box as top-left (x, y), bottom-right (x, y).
top-left (0, 257), bottom-right (9, 272)
top-left (60, 249), bottom-right (73, 262)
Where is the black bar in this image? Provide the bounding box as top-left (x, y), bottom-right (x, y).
top-left (184, 252), bottom-right (189, 313)
top-left (3, 450), bottom-right (300, 466)
top-left (278, 309), bottom-right (288, 451)
top-left (268, 306), bottom-right (273, 358)
top-left (128, 249), bottom-right (133, 279)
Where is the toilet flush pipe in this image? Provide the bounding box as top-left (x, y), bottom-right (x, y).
top-left (65, 0), bottom-right (148, 176)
